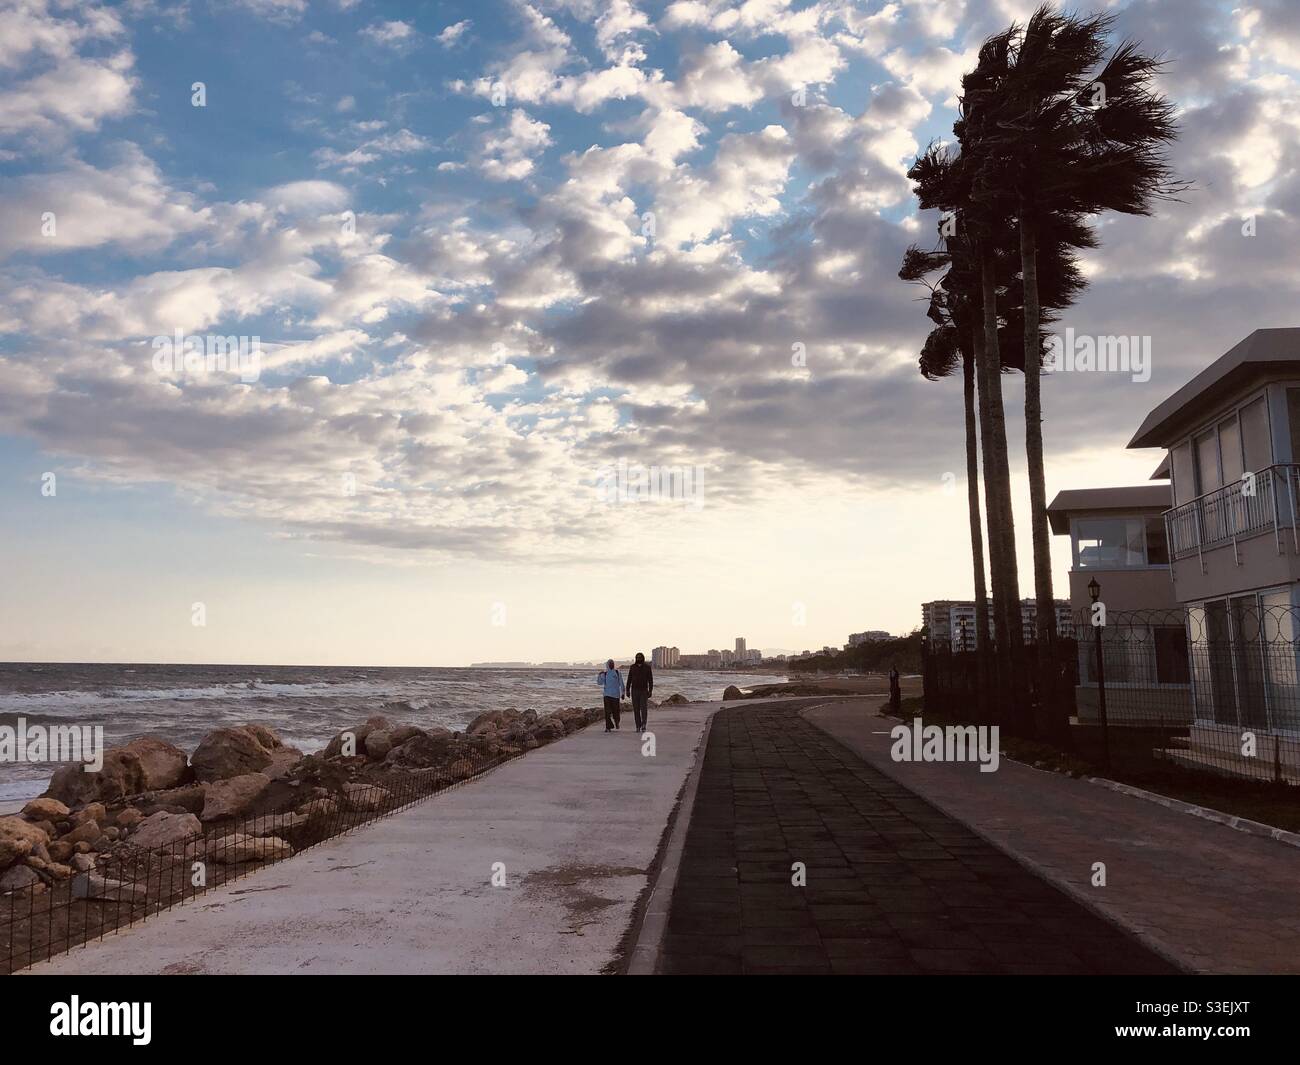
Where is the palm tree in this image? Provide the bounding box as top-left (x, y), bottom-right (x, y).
top-left (971, 6), bottom-right (1184, 644)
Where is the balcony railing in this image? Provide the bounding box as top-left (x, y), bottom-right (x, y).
top-left (1165, 463), bottom-right (1300, 565)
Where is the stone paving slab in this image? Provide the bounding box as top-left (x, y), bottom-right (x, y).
top-left (660, 702), bottom-right (1177, 975)
top-left (809, 699), bottom-right (1300, 975)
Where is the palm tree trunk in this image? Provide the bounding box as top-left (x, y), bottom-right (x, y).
top-left (978, 247), bottom-right (1023, 652)
top-left (1020, 212), bottom-right (1057, 647)
top-left (963, 348), bottom-right (991, 653)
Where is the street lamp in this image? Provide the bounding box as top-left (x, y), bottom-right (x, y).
top-left (1088, 577), bottom-right (1111, 771)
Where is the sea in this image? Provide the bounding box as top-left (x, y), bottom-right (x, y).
top-left (0, 662), bottom-right (782, 803)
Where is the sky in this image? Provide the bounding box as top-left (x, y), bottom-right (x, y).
top-left (0, 0), bottom-right (1298, 666)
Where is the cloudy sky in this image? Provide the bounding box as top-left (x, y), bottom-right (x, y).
top-left (0, 0), bottom-right (1297, 666)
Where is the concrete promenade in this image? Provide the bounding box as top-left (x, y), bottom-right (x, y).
top-left (808, 698), bottom-right (1300, 974)
top-left (26, 703), bottom-right (717, 975)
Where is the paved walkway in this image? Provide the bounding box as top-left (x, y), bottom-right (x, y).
top-left (808, 699), bottom-right (1300, 974)
top-left (660, 702), bottom-right (1176, 974)
top-left (25, 704), bottom-right (716, 975)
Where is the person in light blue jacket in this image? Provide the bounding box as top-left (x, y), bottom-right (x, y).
top-left (598, 659), bottom-right (624, 731)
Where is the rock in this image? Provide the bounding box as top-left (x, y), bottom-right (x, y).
top-left (663, 693), bottom-right (690, 705)
top-left (191, 727), bottom-right (274, 782)
top-left (201, 772), bottom-right (271, 821)
top-left (722, 686), bottom-right (743, 700)
top-left (389, 724), bottom-right (424, 745)
top-left (342, 782), bottom-right (388, 812)
top-left (0, 864), bottom-right (41, 892)
top-left (466, 710), bottom-right (506, 736)
top-left (533, 719), bottom-right (565, 743)
top-left (209, 833), bottom-right (292, 864)
top-left (385, 732), bottom-right (455, 769)
top-left (22, 797), bottom-right (69, 820)
top-left (242, 724), bottom-right (283, 750)
top-left (71, 873), bottom-right (148, 902)
top-left (297, 797), bottom-right (340, 819)
top-left (31, 840), bottom-right (51, 863)
top-left (74, 842), bottom-right (91, 854)
top-left (121, 736), bottom-right (190, 791)
top-left (364, 730), bottom-right (394, 760)
top-left (45, 862), bottom-right (74, 880)
top-left (0, 815), bottom-right (50, 868)
top-left (62, 820), bottom-right (102, 847)
top-left (104, 827), bottom-right (120, 841)
top-left (116, 807), bottom-right (144, 829)
top-left (248, 813), bottom-right (306, 836)
top-left (264, 747), bottom-right (303, 780)
top-left (129, 811), bottom-right (201, 851)
top-left (30, 820), bottom-right (57, 840)
top-left (24, 855), bottom-right (48, 872)
top-left (44, 736), bottom-right (190, 806)
top-left (48, 840), bottom-right (74, 862)
top-left (73, 802), bottom-right (107, 826)
top-left (71, 853), bottom-right (96, 873)
top-left (145, 784), bottom-right (206, 815)
top-left (522, 708), bottom-right (539, 725)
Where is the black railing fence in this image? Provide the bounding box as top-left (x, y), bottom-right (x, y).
top-left (2, 743), bottom-right (518, 975)
top-left (922, 605), bottom-right (1300, 786)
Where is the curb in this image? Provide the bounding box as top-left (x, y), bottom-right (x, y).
top-left (1086, 775), bottom-right (1300, 849)
top-left (625, 709), bottom-right (719, 976)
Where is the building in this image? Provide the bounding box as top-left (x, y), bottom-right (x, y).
top-left (848, 631), bottom-right (891, 646)
top-left (922, 599), bottom-right (1072, 651)
top-left (651, 646), bottom-right (680, 668)
top-left (1047, 484), bottom-right (1184, 726)
top-left (1124, 327), bottom-right (1300, 778)
top-left (735, 637), bottom-right (747, 658)
top-left (679, 653), bottom-right (711, 669)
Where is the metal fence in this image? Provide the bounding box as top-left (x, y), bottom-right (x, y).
top-left (1, 738), bottom-right (533, 975)
top-left (923, 605), bottom-right (1300, 785)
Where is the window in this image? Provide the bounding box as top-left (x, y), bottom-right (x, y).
top-left (1074, 517), bottom-right (1145, 568)
top-left (1240, 397), bottom-right (1271, 472)
top-left (1196, 429), bottom-right (1222, 493)
top-left (1153, 627), bottom-right (1190, 684)
top-left (1144, 514), bottom-right (1169, 565)
top-left (1172, 442), bottom-right (1196, 505)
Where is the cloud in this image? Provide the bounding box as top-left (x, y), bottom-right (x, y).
top-left (360, 20), bottom-right (417, 48)
top-left (437, 20), bottom-right (471, 47)
top-left (474, 109), bottom-right (552, 181)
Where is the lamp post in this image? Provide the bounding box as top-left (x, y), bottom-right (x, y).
top-left (1088, 577), bottom-right (1111, 772)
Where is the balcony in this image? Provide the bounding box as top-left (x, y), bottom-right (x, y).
top-left (1165, 463), bottom-right (1300, 567)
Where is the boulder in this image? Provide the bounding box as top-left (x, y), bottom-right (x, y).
top-left (144, 784), bottom-right (206, 815)
top-left (364, 730), bottom-right (394, 761)
top-left (342, 782), bottom-right (388, 812)
top-left (263, 747), bottom-right (303, 779)
top-left (121, 736), bottom-right (190, 791)
top-left (248, 813), bottom-right (306, 836)
top-left (22, 797), bottom-right (69, 821)
top-left (200, 772), bottom-right (271, 821)
top-left (191, 727), bottom-right (273, 782)
top-left (116, 807), bottom-right (144, 829)
top-left (297, 797), bottom-right (340, 820)
top-left (0, 864), bottom-right (41, 892)
top-left (71, 873), bottom-right (147, 902)
top-left (522, 708), bottom-right (539, 725)
top-left (43, 737), bottom-right (190, 806)
top-left (385, 731), bottom-right (455, 769)
top-left (72, 802), bottom-right (107, 826)
top-left (722, 686), bottom-right (743, 701)
top-left (209, 833), bottom-right (292, 864)
top-left (62, 820), bottom-right (102, 847)
top-left (48, 840), bottom-right (74, 863)
top-left (45, 862), bottom-right (74, 880)
top-left (241, 724), bottom-right (283, 750)
top-left (71, 853), bottom-right (96, 873)
top-left (466, 710), bottom-right (506, 736)
top-left (129, 811), bottom-right (201, 851)
top-left (0, 816), bottom-right (50, 869)
top-left (389, 724), bottom-right (425, 746)
top-left (663, 693), bottom-right (690, 705)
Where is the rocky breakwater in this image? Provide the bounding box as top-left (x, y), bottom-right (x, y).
top-left (1, 704), bottom-right (603, 899)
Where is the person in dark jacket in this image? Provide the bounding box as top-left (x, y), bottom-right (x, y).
top-left (626, 652), bottom-right (654, 733)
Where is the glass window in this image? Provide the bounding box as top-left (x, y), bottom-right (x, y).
top-left (1153, 627), bottom-right (1190, 684)
top-left (1144, 514), bottom-right (1169, 565)
top-left (1196, 430), bottom-right (1222, 492)
top-left (1172, 442), bottom-right (1196, 505)
top-left (1240, 397), bottom-right (1271, 472)
top-left (1219, 417), bottom-right (1243, 483)
top-left (1075, 517), bottom-right (1145, 568)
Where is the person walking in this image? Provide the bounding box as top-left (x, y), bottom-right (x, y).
top-left (598, 659), bottom-right (624, 731)
top-left (888, 664), bottom-right (901, 711)
top-left (626, 652), bottom-right (654, 733)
